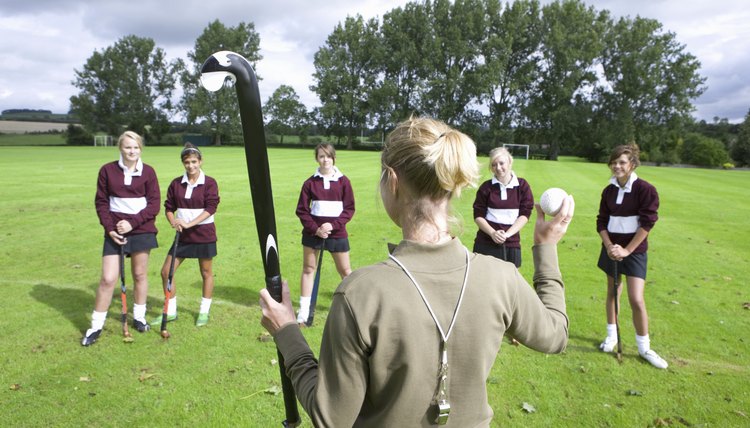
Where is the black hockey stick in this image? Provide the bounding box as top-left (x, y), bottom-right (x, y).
top-left (200, 51), bottom-right (300, 427)
top-left (119, 245), bottom-right (132, 339)
top-left (306, 239), bottom-right (325, 327)
top-left (160, 232), bottom-right (180, 339)
top-left (613, 261), bottom-right (622, 363)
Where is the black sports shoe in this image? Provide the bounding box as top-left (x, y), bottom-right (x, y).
top-left (81, 329), bottom-right (102, 346)
top-left (132, 319), bottom-right (151, 333)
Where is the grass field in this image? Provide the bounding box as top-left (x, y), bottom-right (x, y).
top-left (1, 145), bottom-right (748, 427)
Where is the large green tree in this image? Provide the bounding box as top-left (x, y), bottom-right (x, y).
top-left (478, 0), bottom-right (542, 145)
top-left (681, 132), bottom-right (729, 167)
top-left (180, 20), bottom-right (262, 145)
top-left (523, 0), bottom-right (607, 159)
top-left (265, 85), bottom-right (308, 144)
top-left (377, 2), bottom-right (432, 128)
top-left (420, 0), bottom-right (486, 124)
top-left (308, 0), bottom-right (707, 160)
top-left (312, 15), bottom-right (381, 148)
top-left (732, 109), bottom-right (750, 166)
top-left (70, 35), bottom-right (180, 140)
top-left (589, 15), bottom-right (706, 162)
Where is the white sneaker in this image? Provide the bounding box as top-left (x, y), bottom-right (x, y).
top-left (599, 336), bottom-right (617, 353)
top-left (640, 349), bottom-right (668, 369)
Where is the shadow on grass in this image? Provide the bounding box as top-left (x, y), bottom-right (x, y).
top-left (217, 285), bottom-right (261, 308)
top-left (30, 283), bottom-right (92, 332)
top-left (567, 333), bottom-right (606, 354)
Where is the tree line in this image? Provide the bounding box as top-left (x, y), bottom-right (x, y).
top-left (67, 0), bottom-right (750, 167)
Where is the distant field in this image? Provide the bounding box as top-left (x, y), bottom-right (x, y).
top-left (0, 120), bottom-right (71, 133)
top-left (0, 133), bottom-right (66, 146)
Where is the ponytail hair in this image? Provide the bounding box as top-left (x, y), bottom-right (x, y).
top-left (609, 143), bottom-right (640, 168)
top-left (382, 116), bottom-right (479, 200)
top-left (181, 143), bottom-right (202, 161)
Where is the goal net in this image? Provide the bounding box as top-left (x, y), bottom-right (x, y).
top-left (503, 143), bottom-right (529, 160)
top-left (94, 135), bottom-right (113, 147)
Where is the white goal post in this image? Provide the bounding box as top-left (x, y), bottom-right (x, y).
top-left (502, 143), bottom-right (530, 160)
top-left (94, 135), bottom-right (113, 147)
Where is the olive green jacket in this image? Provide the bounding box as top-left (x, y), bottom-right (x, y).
top-left (274, 238), bottom-right (568, 427)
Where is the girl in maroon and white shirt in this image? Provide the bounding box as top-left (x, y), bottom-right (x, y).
top-left (472, 147), bottom-right (534, 268)
top-left (154, 144), bottom-right (220, 328)
top-left (83, 130), bottom-right (160, 346)
top-left (295, 143), bottom-right (355, 325)
top-left (596, 144), bottom-right (667, 369)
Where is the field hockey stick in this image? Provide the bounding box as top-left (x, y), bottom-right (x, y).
top-left (119, 245), bottom-right (132, 338)
top-left (160, 232), bottom-right (180, 339)
top-left (613, 260), bottom-right (622, 362)
top-left (201, 51), bottom-right (300, 428)
top-left (306, 239), bottom-right (326, 327)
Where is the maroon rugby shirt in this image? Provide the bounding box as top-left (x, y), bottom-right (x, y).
top-left (472, 177), bottom-right (534, 249)
top-left (95, 161), bottom-right (160, 236)
top-left (596, 177), bottom-right (659, 253)
top-left (296, 173), bottom-right (355, 239)
top-left (164, 174), bottom-right (220, 244)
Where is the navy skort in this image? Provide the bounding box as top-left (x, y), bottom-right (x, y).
top-left (597, 246), bottom-right (648, 280)
top-left (169, 241), bottom-right (217, 259)
top-left (103, 233), bottom-right (158, 256)
top-left (302, 235), bottom-right (350, 253)
top-left (473, 242), bottom-right (522, 268)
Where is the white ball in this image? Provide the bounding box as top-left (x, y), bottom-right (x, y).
top-left (540, 188), bottom-right (568, 216)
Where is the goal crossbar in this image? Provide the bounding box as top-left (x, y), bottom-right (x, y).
top-left (502, 143), bottom-right (529, 160)
top-left (94, 135), bottom-right (113, 147)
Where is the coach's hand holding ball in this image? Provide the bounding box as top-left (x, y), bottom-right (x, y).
top-left (540, 188), bottom-right (568, 216)
top-left (534, 191), bottom-right (574, 245)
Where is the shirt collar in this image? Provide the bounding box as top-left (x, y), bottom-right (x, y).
top-left (314, 166), bottom-right (343, 180)
top-left (182, 170), bottom-right (206, 186)
top-left (182, 170), bottom-right (205, 199)
top-left (315, 166), bottom-right (343, 189)
top-left (491, 173), bottom-right (519, 189)
top-left (609, 171), bottom-right (638, 192)
top-left (118, 155), bottom-right (143, 185)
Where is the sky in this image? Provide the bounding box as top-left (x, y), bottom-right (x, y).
top-left (1, 0), bottom-right (748, 123)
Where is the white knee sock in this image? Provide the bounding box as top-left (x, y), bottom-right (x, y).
top-left (636, 334), bottom-right (650, 355)
top-left (606, 323), bottom-right (617, 340)
top-left (298, 296), bottom-right (311, 318)
top-left (91, 310), bottom-right (107, 331)
top-left (133, 304), bottom-right (146, 322)
top-left (167, 296), bottom-right (177, 316)
top-left (199, 297), bottom-right (212, 314)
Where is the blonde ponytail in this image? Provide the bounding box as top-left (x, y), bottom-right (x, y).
top-left (382, 116), bottom-right (478, 201)
top-left (423, 130), bottom-right (479, 198)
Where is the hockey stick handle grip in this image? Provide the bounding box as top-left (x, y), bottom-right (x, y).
top-left (266, 275), bottom-right (283, 303)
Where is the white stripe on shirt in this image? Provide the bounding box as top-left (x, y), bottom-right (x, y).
top-left (109, 196), bottom-right (147, 214)
top-left (311, 200), bottom-right (344, 217)
top-left (176, 208), bottom-right (214, 225)
top-left (608, 215), bottom-right (639, 234)
top-left (486, 208), bottom-right (519, 225)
